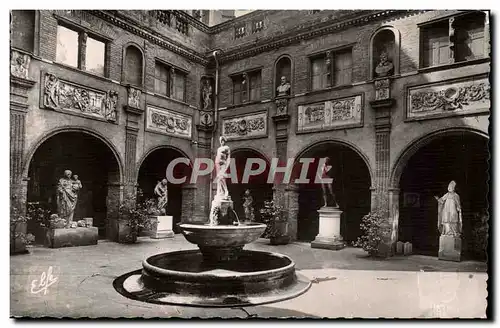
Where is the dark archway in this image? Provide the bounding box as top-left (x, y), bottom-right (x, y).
top-left (296, 142), bottom-right (371, 243)
top-left (137, 147), bottom-right (189, 233)
top-left (398, 132), bottom-right (489, 259)
top-left (27, 131), bottom-right (121, 241)
top-left (227, 149), bottom-right (273, 224)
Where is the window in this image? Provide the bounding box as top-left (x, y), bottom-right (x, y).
top-left (11, 10), bottom-right (35, 53)
top-left (310, 49), bottom-right (353, 90)
top-left (420, 11), bottom-right (487, 68)
top-left (56, 23), bottom-right (107, 76)
top-left (235, 24), bottom-right (246, 39)
top-left (154, 61), bottom-right (170, 96)
top-left (252, 20), bottom-right (264, 33)
top-left (172, 70), bottom-right (186, 101)
top-left (232, 70), bottom-right (261, 105)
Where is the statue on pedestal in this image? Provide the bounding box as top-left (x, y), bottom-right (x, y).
top-left (434, 181), bottom-right (462, 237)
top-left (316, 157), bottom-right (338, 208)
top-left (56, 170), bottom-right (81, 228)
top-left (242, 189), bottom-right (255, 222)
top-left (215, 136), bottom-right (231, 200)
top-left (154, 179), bottom-right (169, 215)
top-left (276, 76), bottom-right (291, 96)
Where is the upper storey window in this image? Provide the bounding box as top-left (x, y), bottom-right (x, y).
top-left (10, 10), bottom-right (35, 53)
top-left (420, 11), bottom-right (488, 68)
top-left (232, 70), bottom-right (261, 105)
top-left (56, 23), bottom-right (106, 76)
top-left (310, 48), bottom-right (352, 91)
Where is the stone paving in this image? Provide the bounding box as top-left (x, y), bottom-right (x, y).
top-left (10, 236), bottom-right (488, 318)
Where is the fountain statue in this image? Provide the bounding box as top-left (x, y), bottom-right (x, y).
top-left (114, 135), bottom-right (310, 307)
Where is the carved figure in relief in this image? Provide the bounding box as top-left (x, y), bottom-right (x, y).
top-left (276, 76), bottom-right (291, 96)
top-left (154, 179), bottom-right (169, 215)
top-left (128, 88), bottom-right (141, 108)
top-left (242, 189), bottom-right (255, 222)
top-left (434, 181), bottom-right (462, 237)
top-left (375, 51), bottom-right (394, 77)
top-left (104, 90), bottom-right (118, 121)
top-left (11, 52), bottom-right (30, 79)
top-left (316, 157), bottom-right (338, 208)
top-left (44, 74), bottom-right (60, 108)
top-left (56, 170), bottom-right (81, 228)
top-left (215, 136), bottom-right (231, 200)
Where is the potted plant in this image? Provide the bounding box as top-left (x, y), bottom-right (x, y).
top-left (26, 202), bottom-right (52, 244)
top-left (117, 189), bottom-right (153, 244)
top-left (10, 203), bottom-right (35, 255)
top-left (260, 200), bottom-right (291, 245)
top-left (353, 207), bottom-right (391, 257)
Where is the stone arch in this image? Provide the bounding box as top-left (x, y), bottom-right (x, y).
top-left (122, 42), bottom-right (145, 87)
top-left (389, 127), bottom-right (488, 189)
top-left (369, 25), bottom-right (401, 79)
top-left (293, 138), bottom-right (374, 187)
top-left (23, 126), bottom-right (124, 183)
top-left (135, 144), bottom-right (193, 183)
top-left (274, 54), bottom-right (293, 97)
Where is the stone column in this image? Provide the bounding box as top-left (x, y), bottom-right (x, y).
top-left (181, 183), bottom-right (198, 223)
top-left (10, 49), bottom-right (35, 253)
top-left (195, 123), bottom-right (214, 222)
top-left (272, 99), bottom-right (291, 237)
top-left (369, 78), bottom-right (395, 256)
top-left (284, 184), bottom-right (299, 240)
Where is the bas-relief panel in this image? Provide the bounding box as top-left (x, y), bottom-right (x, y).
top-left (222, 111), bottom-right (267, 140)
top-left (146, 105), bottom-right (192, 138)
top-left (297, 94), bottom-right (363, 132)
top-left (407, 76), bottom-right (490, 121)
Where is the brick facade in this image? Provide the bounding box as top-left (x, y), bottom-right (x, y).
top-left (10, 10), bottom-right (490, 255)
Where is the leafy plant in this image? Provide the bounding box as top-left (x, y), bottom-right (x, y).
top-left (260, 200), bottom-right (287, 238)
top-left (26, 202), bottom-right (52, 228)
top-left (118, 189), bottom-right (155, 242)
top-left (10, 203), bottom-right (35, 253)
top-left (353, 209), bottom-right (391, 256)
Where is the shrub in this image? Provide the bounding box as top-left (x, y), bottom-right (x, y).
top-left (118, 189), bottom-right (156, 242)
top-left (353, 209), bottom-right (391, 257)
top-left (10, 204), bottom-right (35, 253)
top-left (260, 200), bottom-right (286, 238)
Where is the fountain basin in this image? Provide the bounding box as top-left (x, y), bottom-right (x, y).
top-left (113, 249), bottom-right (311, 307)
top-left (179, 223), bottom-right (267, 261)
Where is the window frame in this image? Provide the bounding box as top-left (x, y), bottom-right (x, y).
top-left (152, 58), bottom-right (188, 103)
top-left (55, 18), bottom-right (110, 77)
top-left (230, 68), bottom-right (262, 105)
top-left (308, 46), bottom-right (353, 91)
top-left (418, 11), bottom-right (488, 69)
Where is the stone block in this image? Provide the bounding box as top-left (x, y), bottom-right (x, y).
top-left (150, 215), bottom-right (175, 239)
top-left (311, 207), bottom-right (345, 251)
top-left (44, 227), bottom-right (98, 248)
top-left (438, 235), bottom-right (462, 262)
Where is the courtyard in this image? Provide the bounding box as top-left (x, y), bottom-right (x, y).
top-left (11, 236), bottom-right (487, 318)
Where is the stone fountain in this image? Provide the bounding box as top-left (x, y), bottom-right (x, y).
top-left (114, 137), bottom-right (310, 307)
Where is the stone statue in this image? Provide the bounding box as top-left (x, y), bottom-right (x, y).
top-left (375, 51), bottom-right (394, 77)
top-left (434, 181), bottom-right (462, 237)
top-left (242, 189), bottom-right (255, 222)
top-left (56, 170), bottom-right (81, 228)
top-left (276, 76), bottom-right (291, 96)
top-left (154, 179), bottom-right (168, 215)
top-left (201, 79), bottom-right (212, 110)
top-left (128, 88), bottom-right (141, 108)
top-left (44, 73), bottom-right (60, 108)
top-left (316, 157), bottom-right (338, 208)
top-left (215, 136), bottom-right (231, 200)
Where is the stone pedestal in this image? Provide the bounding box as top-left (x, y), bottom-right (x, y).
top-left (311, 207), bottom-right (345, 250)
top-left (210, 197), bottom-right (237, 225)
top-left (438, 235), bottom-right (462, 262)
top-left (150, 215), bottom-right (175, 239)
top-left (45, 227), bottom-right (99, 248)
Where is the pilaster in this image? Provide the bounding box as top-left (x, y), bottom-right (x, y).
top-left (123, 85), bottom-right (143, 197)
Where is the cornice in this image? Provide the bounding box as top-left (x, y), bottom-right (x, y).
top-left (216, 10), bottom-right (425, 64)
top-left (91, 10), bottom-right (208, 65)
top-left (208, 10), bottom-right (272, 33)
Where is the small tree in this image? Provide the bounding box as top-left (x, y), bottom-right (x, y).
top-left (118, 189), bottom-right (156, 243)
top-left (260, 200), bottom-right (286, 238)
top-left (353, 197), bottom-right (391, 257)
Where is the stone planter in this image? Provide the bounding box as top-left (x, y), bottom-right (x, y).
top-left (270, 221), bottom-right (291, 245)
top-left (44, 227), bottom-right (98, 248)
top-left (117, 220), bottom-right (138, 244)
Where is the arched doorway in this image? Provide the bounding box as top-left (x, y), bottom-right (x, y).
top-left (27, 131), bottom-right (121, 241)
top-left (137, 147), bottom-right (189, 233)
top-left (227, 149), bottom-right (273, 224)
top-left (296, 142), bottom-right (372, 243)
top-left (397, 131), bottom-right (489, 259)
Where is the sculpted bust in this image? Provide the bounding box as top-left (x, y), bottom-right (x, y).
top-left (276, 76), bottom-right (291, 96)
top-left (375, 51), bottom-right (394, 77)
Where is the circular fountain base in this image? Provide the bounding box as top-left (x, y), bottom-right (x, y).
top-left (113, 249), bottom-right (311, 307)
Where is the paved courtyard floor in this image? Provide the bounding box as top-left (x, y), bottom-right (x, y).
top-left (11, 236), bottom-right (487, 318)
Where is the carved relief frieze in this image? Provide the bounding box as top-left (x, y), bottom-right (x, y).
top-left (407, 76), bottom-right (490, 120)
top-left (127, 87), bottom-right (142, 109)
top-left (146, 105), bottom-right (192, 138)
top-left (275, 97), bottom-right (288, 116)
top-left (297, 94), bottom-right (363, 132)
top-left (222, 111), bottom-right (267, 140)
top-left (374, 78), bottom-right (390, 101)
top-left (42, 73), bottom-right (118, 122)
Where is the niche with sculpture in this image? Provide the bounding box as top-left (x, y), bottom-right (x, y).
top-left (371, 28), bottom-right (399, 79)
top-left (275, 56), bottom-right (292, 97)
